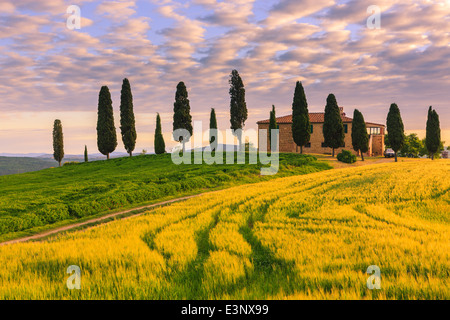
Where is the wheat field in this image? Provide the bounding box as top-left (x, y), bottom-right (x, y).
top-left (0, 160), bottom-right (448, 299)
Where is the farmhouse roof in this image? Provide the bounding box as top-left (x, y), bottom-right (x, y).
top-left (257, 109), bottom-right (384, 127)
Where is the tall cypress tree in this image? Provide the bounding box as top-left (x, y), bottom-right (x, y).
top-left (154, 113), bottom-right (166, 155)
top-left (229, 69), bottom-right (248, 149)
top-left (351, 109), bottom-right (369, 161)
top-left (291, 81), bottom-right (310, 154)
top-left (323, 94), bottom-right (344, 157)
top-left (426, 106), bottom-right (440, 160)
top-left (173, 82), bottom-right (193, 152)
top-left (269, 105), bottom-right (278, 151)
top-left (120, 78), bottom-right (137, 157)
top-left (386, 103), bottom-right (405, 162)
top-left (84, 145), bottom-right (88, 163)
top-left (209, 108), bottom-right (218, 152)
top-left (97, 86), bottom-right (117, 160)
top-left (52, 119), bottom-right (64, 167)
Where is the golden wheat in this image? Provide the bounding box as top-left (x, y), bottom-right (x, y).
top-left (0, 160), bottom-right (448, 299)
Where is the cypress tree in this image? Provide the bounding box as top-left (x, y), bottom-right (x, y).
top-left (323, 94), bottom-right (345, 157)
top-left (351, 109), bottom-right (369, 161)
top-left (120, 78), bottom-right (137, 157)
top-left (269, 105), bottom-right (278, 151)
top-left (52, 119), bottom-right (64, 167)
top-left (154, 113), bottom-right (166, 155)
top-left (291, 81), bottom-right (310, 154)
top-left (97, 86), bottom-right (117, 160)
top-left (386, 103), bottom-right (405, 162)
top-left (173, 82), bottom-right (193, 152)
top-left (426, 106), bottom-right (441, 160)
top-left (229, 70), bottom-right (248, 149)
top-left (209, 108), bottom-right (218, 152)
top-left (84, 145), bottom-right (88, 163)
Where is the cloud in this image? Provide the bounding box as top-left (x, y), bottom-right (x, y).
top-left (263, 0), bottom-right (335, 27)
top-left (0, 0), bottom-right (448, 153)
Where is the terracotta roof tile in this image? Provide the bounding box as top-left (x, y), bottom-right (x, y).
top-left (257, 112), bottom-right (384, 127)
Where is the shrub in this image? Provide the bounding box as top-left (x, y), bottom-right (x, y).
top-left (63, 161), bottom-right (79, 166)
top-left (337, 150), bottom-right (357, 164)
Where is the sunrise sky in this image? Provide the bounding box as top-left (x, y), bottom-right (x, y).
top-left (0, 0), bottom-right (449, 154)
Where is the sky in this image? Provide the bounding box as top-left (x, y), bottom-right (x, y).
top-left (0, 0), bottom-right (449, 154)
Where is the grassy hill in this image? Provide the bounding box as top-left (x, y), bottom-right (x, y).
top-left (0, 153), bottom-right (330, 241)
top-left (0, 160), bottom-right (447, 299)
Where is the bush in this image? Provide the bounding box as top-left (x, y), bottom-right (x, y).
top-left (337, 150), bottom-right (357, 164)
top-left (63, 161), bottom-right (79, 166)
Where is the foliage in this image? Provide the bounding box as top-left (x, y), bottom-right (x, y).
top-left (386, 103), bottom-right (405, 162)
top-left (420, 138), bottom-right (445, 159)
top-left (229, 70), bottom-right (247, 147)
top-left (52, 119), bottom-right (64, 167)
top-left (351, 109), bottom-right (369, 161)
top-left (119, 78), bottom-right (137, 157)
top-left (209, 108), bottom-right (218, 151)
top-left (84, 145), bottom-right (88, 163)
top-left (173, 82), bottom-right (193, 151)
top-left (0, 161), bottom-right (448, 299)
top-left (426, 106), bottom-right (441, 160)
top-left (96, 86), bottom-right (117, 160)
top-left (269, 105), bottom-right (278, 151)
top-left (0, 153), bottom-right (330, 239)
top-left (154, 113), bottom-right (166, 155)
top-left (399, 134), bottom-right (423, 158)
top-left (291, 81), bottom-right (310, 154)
top-left (337, 150), bottom-right (357, 163)
top-left (323, 94), bottom-right (344, 157)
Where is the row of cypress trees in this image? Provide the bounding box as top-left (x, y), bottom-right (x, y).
top-left (171, 70), bottom-right (248, 153)
top-left (52, 69), bottom-right (249, 164)
top-left (286, 81), bottom-right (441, 161)
top-left (53, 73), bottom-right (441, 165)
top-left (290, 81), bottom-right (351, 158)
top-left (96, 79), bottom-right (167, 159)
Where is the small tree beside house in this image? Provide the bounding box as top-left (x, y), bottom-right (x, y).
top-left (291, 81), bottom-right (310, 154)
top-left (351, 109), bottom-right (369, 161)
top-left (323, 94), bottom-right (345, 157)
top-left (426, 106), bottom-right (441, 160)
top-left (269, 105), bottom-right (279, 151)
top-left (386, 103), bottom-right (405, 162)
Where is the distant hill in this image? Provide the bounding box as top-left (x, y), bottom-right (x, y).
top-left (0, 153), bottom-right (132, 175)
top-left (0, 157), bottom-right (55, 176)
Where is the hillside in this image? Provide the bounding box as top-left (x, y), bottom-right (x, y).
top-left (0, 161), bottom-right (448, 299)
top-left (0, 153), bottom-right (330, 241)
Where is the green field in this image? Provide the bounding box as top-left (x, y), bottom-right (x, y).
top-left (0, 153), bottom-right (330, 241)
top-left (0, 160), bottom-right (448, 299)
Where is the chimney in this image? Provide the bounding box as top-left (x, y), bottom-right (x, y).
top-left (339, 107), bottom-right (345, 116)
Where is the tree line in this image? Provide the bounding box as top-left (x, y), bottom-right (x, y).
top-left (285, 81), bottom-right (442, 162)
top-left (52, 72), bottom-right (442, 166)
top-left (52, 70), bottom-right (248, 166)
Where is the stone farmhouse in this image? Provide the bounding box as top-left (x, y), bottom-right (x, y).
top-left (257, 107), bottom-right (385, 157)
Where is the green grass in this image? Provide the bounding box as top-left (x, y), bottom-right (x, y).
top-left (0, 152), bottom-right (331, 242)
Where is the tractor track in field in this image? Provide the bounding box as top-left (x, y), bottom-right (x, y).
top-left (0, 193), bottom-right (211, 246)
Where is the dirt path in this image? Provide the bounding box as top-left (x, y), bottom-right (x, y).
top-left (0, 193), bottom-right (204, 246)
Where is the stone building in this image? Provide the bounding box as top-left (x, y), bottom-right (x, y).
top-left (257, 107), bottom-right (385, 156)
